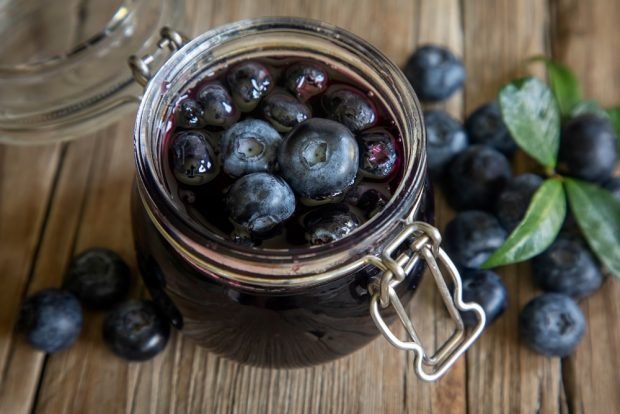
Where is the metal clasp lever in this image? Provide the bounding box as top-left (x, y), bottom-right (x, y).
top-left (367, 222), bottom-right (486, 382)
top-left (128, 27), bottom-right (189, 87)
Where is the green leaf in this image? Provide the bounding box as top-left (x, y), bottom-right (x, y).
top-left (482, 178), bottom-right (566, 268)
top-left (571, 100), bottom-right (609, 119)
top-left (530, 57), bottom-right (582, 116)
top-left (565, 178), bottom-right (620, 278)
top-left (606, 107), bottom-right (620, 142)
top-left (499, 77), bottom-right (561, 168)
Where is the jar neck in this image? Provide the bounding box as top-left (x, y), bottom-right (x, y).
top-left (134, 17), bottom-right (427, 289)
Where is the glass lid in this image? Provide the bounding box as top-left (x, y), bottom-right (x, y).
top-left (0, 0), bottom-right (186, 144)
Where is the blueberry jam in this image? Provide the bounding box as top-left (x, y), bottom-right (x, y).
top-left (164, 57), bottom-right (404, 248)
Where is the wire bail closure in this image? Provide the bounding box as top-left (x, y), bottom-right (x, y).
top-left (366, 221), bottom-right (486, 382)
top-left (128, 27), bottom-right (188, 87)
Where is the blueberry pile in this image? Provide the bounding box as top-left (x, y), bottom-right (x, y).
top-left (167, 58), bottom-right (401, 247)
top-left (405, 44), bottom-right (618, 357)
top-left (19, 248), bottom-right (170, 361)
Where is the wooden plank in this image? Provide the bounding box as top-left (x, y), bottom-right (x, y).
top-left (0, 144), bottom-right (61, 414)
top-left (550, 0), bottom-right (620, 412)
top-left (462, 1), bottom-right (569, 414)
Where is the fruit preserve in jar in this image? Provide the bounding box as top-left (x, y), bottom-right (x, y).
top-left (132, 18), bottom-right (485, 381)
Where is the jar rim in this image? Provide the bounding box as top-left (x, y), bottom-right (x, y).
top-left (134, 17), bottom-right (427, 288)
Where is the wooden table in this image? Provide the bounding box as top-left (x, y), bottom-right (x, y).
top-left (1, 0), bottom-right (619, 412)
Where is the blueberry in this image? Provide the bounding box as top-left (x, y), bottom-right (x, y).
top-left (557, 114), bottom-right (618, 183)
top-left (423, 110), bottom-right (468, 178)
top-left (196, 82), bottom-right (239, 127)
top-left (464, 102), bottom-right (517, 158)
top-left (357, 128), bottom-right (398, 180)
top-left (19, 289), bottom-right (82, 353)
top-left (519, 293), bottom-right (585, 357)
top-left (459, 269), bottom-right (508, 327)
top-left (103, 300), bottom-right (170, 361)
top-left (532, 237), bottom-right (603, 299)
top-left (356, 189), bottom-right (389, 219)
top-left (322, 85), bottom-right (377, 132)
top-left (603, 176), bottom-right (620, 202)
top-left (444, 210), bottom-right (507, 270)
top-left (303, 204), bottom-right (361, 245)
top-left (220, 119), bottom-right (282, 178)
top-left (226, 61), bottom-right (273, 112)
top-left (495, 173), bottom-right (543, 232)
top-left (278, 118), bottom-right (359, 204)
top-left (225, 172), bottom-right (296, 234)
top-left (170, 131), bottom-right (220, 185)
top-left (63, 248), bottom-right (131, 309)
top-left (284, 62), bottom-right (328, 101)
top-left (403, 44), bottom-right (465, 102)
top-left (442, 145), bottom-right (512, 211)
top-left (260, 88), bottom-right (312, 132)
top-left (175, 98), bottom-right (206, 129)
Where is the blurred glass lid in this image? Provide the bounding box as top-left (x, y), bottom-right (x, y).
top-left (0, 0), bottom-right (186, 144)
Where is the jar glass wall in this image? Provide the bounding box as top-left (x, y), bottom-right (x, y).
top-left (132, 18), bottom-right (430, 367)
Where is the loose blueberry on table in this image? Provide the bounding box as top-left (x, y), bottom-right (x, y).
top-left (19, 289), bottom-right (82, 353)
top-left (63, 248), bottom-right (131, 309)
top-left (464, 101), bottom-right (517, 159)
top-left (442, 145), bottom-right (512, 211)
top-left (103, 299), bottom-right (170, 361)
top-left (532, 237), bottom-right (603, 300)
top-left (166, 57), bottom-right (402, 248)
top-left (403, 44), bottom-right (466, 102)
top-left (443, 210), bottom-right (507, 271)
top-left (495, 173), bottom-right (543, 232)
top-left (519, 293), bottom-right (586, 357)
top-left (459, 269), bottom-right (508, 327)
top-left (423, 109), bottom-right (468, 178)
top-left (557, 113), bottom-right (617, 183)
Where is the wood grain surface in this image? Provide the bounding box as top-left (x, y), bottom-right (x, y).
top-left (0, 0), bottom-right (618, 413)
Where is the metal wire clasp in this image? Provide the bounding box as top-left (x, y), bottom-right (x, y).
top-left (366, 222), bottom-right (486, 382)
top-left (128, 27), bottom-right (188, 87)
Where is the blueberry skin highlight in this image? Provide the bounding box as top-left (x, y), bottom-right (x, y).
top-left (303, 204), bottom-right (361, 245)
top-left (225, 172), bottom-right (296, 234)
top-left (423, 110), bottom-right (468, 178)
top-left (260, 88), bottom-right (312, 133)
top-left (175, 98), bottom-right (206, 129)
top-left (403, 44), bottom-right (466, 102)
top-left (459, 269), bottom-right (508, 327)
top-left (170, 130), bottom-right (220, 185)
top-left (63, 248), bottom-right (131, 309)
top-left (357, 128), bottom-right (398, 180)
top-left (495, 173), bottom-right (543, 232)
top-left (19, 289), bottom-right (82, 353)
top-left (557, 114), bottom-right (618, 183)
top-left (442, 145), bottom-right (512, 211)
top-left (220, 119), bottom-right (282, 178)
top-left (519, 293), bottom-right (585, 357)
top-left (103, 300), bottom-right (170, 361)
top-left (322, 85), bottom-right (377, 132)
top-left (284, 62), bottom-right (328, 101)
top-left (532, 237), bottom-right (603, 299)
top-left (465, 101), bottom-right (517, 158)
top-left (226, 61), bottom-right (273, 112)
top-left (444, 210), bottom-right (507, 270)
top-left (278, 118), bottom-right (359, 204)
top-left (196, 82), bottom-right (239, 127)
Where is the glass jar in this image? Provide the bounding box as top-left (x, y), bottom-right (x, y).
top-left (0, 0), bottom-right (185, 144)
top-left (132, 18), bottom-right (485, 381)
